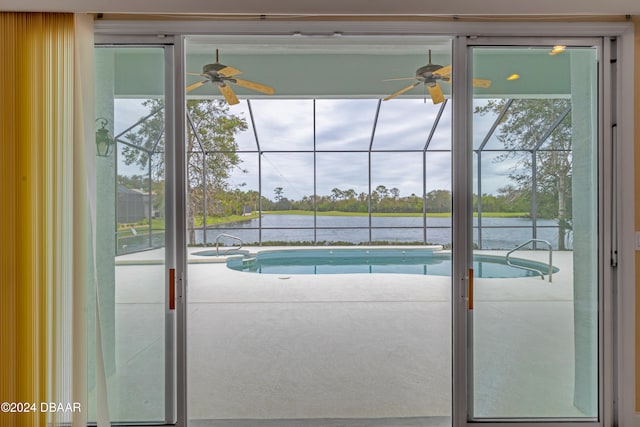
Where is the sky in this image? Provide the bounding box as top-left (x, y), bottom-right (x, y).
top-left (114, 97), bottom-right (516, 199)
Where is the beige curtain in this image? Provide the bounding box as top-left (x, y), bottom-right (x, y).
top-left (0, 12), bottom-right (102, 427)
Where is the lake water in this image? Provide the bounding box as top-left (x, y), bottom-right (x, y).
top-left (195, 214), bottom-right (564, 250)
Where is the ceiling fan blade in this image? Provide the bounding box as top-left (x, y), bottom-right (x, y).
top-left (186, 80), bottom-right (208, 93)
top-left (232, 78), bottom-right (275, 95)
top-left (472, 78), bottom-right (492, 88)
top-left (218, 83), bottom-right (240, 105)
top-left (217, 66), bottom-right (242, 77)
top-left (383, 82), bottom-right (421, 101)
top-left (187, 72), bottom-right (205, 77)
top-left (383, 77), bottom-right (416, 82)
top-left (427, 83), bottom-right (445, 104)
top-left (433, 64), bottom-right (452, 77)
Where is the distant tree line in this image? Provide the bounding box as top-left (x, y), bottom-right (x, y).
top-left (119, 98), bottom-right (573, 248)
top-left (193, 184), bottom-right (567, 219)
top-left (118, 172), bottom-right (567, 222)
top-left (261, 185), bottom-right (448, 214)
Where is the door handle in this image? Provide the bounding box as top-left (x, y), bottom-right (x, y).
top-left (169, 268), bottom-right (176, 310)
top-left (468, 268), bottom-right (474, 310)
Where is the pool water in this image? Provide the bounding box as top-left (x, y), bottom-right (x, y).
top-left (225, 249), bottom-right (558, 278)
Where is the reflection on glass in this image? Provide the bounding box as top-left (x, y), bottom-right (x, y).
top-left (93, 47), bottom-right (165, 423)
top-left (472, 150), bottom-right (513, 217)
top-left (472, 99), bottom-right (503, 150)
top-left (425, 143), bottom-right (452, 247)
top-left (471, 46), bottom-right (598, 419)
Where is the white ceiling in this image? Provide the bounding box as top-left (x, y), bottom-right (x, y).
top-left (186, 35), bottom-right (453, 55)
top-left (107, 38), bottom-right (583, 99)
top-left (2, 0), bottom-right (640, 14)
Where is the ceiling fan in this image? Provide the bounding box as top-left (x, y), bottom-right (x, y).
top-left (383, 50), bottom-right (492, 104)
top-left (186, 49), bottom-right (275, 105)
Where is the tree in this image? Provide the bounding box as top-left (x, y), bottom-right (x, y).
top-left (343, 189), bottom-right (357, 200)
top-left (475, 99), bottom-right (572, 249)
top-left (425, 189), bottom-right (452, 213)
top-left (374, 185), bottom-right (389, 199)
top-left (117, 174), bottom-right (149, 190)
top-left (330, 187), bottom-right (343, 201)
top-left (121, 98), bottom-right (248, 243)
top-left (496, 184), bottom-right (530, 213)
top-left (273, 187), bottom-right (284, 202)
top-left (390, 187), bottom-right (400, 200)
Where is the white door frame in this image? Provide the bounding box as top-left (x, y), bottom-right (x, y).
top-left (451, 34), bottom-right (620, 427)
top-left (94, 20), bottom-right (635, 427)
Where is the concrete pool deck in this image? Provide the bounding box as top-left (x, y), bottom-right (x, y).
top-left (103, 247), bottom-right (589, 425)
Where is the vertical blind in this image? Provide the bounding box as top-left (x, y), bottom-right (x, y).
top-left (0, 12), bottom-right (98, 427)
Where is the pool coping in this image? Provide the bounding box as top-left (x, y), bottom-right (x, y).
top-left (115, 245), bottom-right (446, 265)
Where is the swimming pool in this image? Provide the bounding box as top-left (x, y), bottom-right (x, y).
top-left (224, 248), bottom-right (558, 279)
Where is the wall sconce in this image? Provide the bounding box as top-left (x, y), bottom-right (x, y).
top-left (95, 118), bottom-right (114, 157)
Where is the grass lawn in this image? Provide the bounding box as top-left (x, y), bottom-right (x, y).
top-left (118, 213), bottom-right (261, 234)
top-left (117, 218), bottom-right (166, 235)
top-left (193, 213), bottom-right (261, 226)
top-left (117, 211), bottom-right (529, 234)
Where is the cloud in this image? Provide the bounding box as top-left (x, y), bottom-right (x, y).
top-left (114, 98), bottom-right (149, 136)
top-left (114, 97), bottom-right (514, 197)
top-left (249, 100), bottom-right (314, 150)
top-left (316, 99), bottom-right (379, 150)
top-left (229, 99), bottom-right (459, 198)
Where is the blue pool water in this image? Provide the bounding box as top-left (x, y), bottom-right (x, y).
top-left (223, 249), bottom-right (558, 278)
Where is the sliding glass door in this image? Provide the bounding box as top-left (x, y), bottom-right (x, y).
top-left (92, 27), bottom-right (620, 427)
top-left (460, 39), bottom-right (603, 425)
top-left (93, 44), bottom-right (176, 424)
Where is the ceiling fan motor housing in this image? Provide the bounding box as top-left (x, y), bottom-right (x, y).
top-left (202, 62), bottom-right (227, 76)
top-left (416, 63), bottom-right (444, 82)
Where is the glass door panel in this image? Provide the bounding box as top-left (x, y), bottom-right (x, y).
top-left (470, 44), bottom-right (599, 420)
top-left (92, 46), bottom-right (170, 423)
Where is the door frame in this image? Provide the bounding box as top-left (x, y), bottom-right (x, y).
top-left (94, 20), bottom-right (635, 427)
top-left (451, 35), bottom-right (614, 427)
